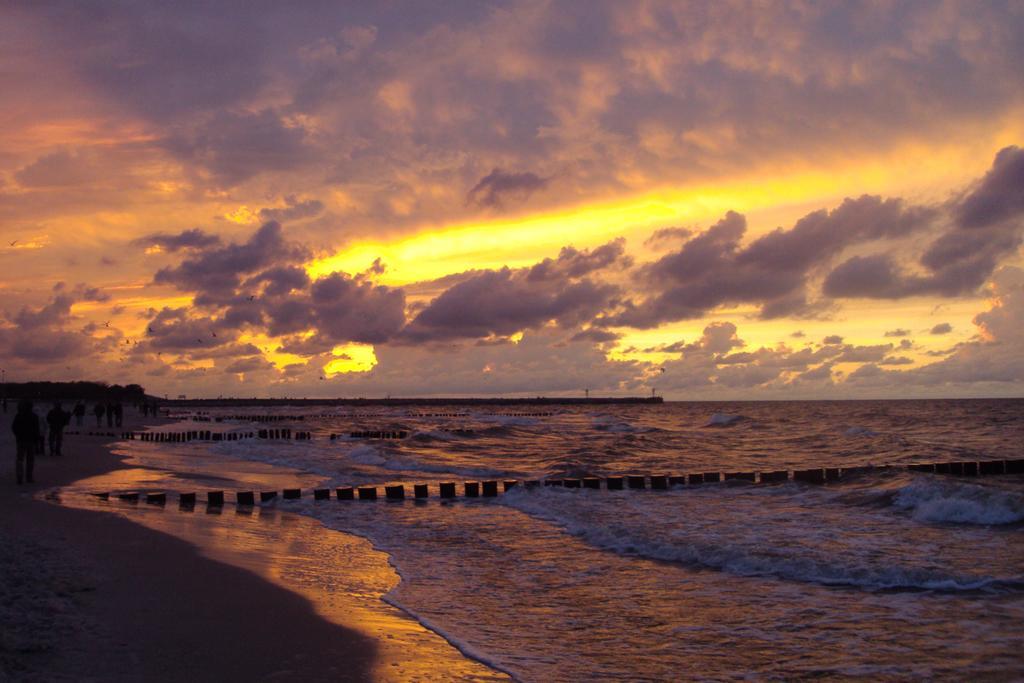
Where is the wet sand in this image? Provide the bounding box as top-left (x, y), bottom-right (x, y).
top-left (1, 414), bottom-right (377, 681)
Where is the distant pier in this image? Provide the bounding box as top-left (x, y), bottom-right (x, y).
top-left (161, 396), bottom-right (664, 408)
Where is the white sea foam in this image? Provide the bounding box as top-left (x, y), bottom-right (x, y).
top-left (472, 413), bottom-right (538, 427)
top-left (704, 412), bottom-right (746, 427)
top-left (347, 444), bottom-right (387, 466)
top-left (500, 487), bottom-right (1022, 591)
top-left (591, 415), bottom-right (640, 432)
top-left (893, 478), bottom-right (1024, 525)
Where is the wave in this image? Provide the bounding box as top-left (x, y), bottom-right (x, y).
top-left (348, 444), bottom-right (387, 466)
top-left (843, 426), bottom-right (879, 437)
top-left (471, 414), bottom-right (538, 427)
top-left (893, 478), bottom-right (1024, 525)
top-left (500, 488), bottom-right (1023, 592)
top-left (592, 416), bottom-right (641, 433)
top-left (703, 413), bottom-right (747, 427)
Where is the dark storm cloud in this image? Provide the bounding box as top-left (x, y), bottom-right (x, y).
top-left (527, 239), bottom-right (631, 281)
top-left (570, 328), bottom-right (620, 344)
top-left (0, 284), bottom-right (115, 363)
top-left (143, 307), bottom-right (236, 351)
top-left (956, 146), bottom-right (1024, 229)
top-left (224, 356), bottom-right (275, 374)
top-left (401, 240), bottom-right (628, 342)
top-left (258, 197), bottom-right (325, 223)
top-left (242, 266), bottom-right (311, 298)
top-left (822, 146), bottom-right (1024, 300)
top-left (133, 228), bottom-right (222, 253)
top-left (153, 221), bottom-right (310, 304)
top-left (466, 169), bottom-right (549, 208)
top-left (403, 268), bottom-right (617, 342)
top-left (29, 2), bottom-right (278, 121)
top-left (11, 293), bottom-right (74, 330)
top-left (163, 110), bottom-right (312, 186)
top-left (306, 273), bottom-right (406, 344)
top-left (608, 197), bottom-right (934, 327)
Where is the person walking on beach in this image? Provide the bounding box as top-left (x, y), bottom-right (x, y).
top-left (106, 402), bottom-right (114, 428)
top-left (12, 400), bottom-right (40, 484)
top-left (46, 402), bottom-right (69, 457)
top-left (73, 401), bottom-right (85, 426)
top-left (113, 401), bottom-right (123, 427)
top-left (94, 402), bottom-right (104, 427)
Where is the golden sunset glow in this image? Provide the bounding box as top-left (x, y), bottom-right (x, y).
top-left (1, 2), bottom-right (1022, 399)
top-left (323, 344), bottom-right (378, 376)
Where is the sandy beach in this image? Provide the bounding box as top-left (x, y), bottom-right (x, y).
top-left (0, 413), bottom-right (377, 681)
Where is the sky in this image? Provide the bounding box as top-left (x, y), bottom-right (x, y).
top-left (1, 1), bottom-right (1023, 400)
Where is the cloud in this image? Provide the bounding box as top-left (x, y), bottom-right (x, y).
top-left (467, 169), bottom-right (548, 208)
top-left (956, 146), bottom-right (1024, 229)
top-left (844, 267), bottom-right (1024, 390)
top-left (142, 307), bottom-right (237, 352)
top-left (527, 238), bottom-right (632, 281)
top-left (153, 221), bottom-right (310, 304)
top-left (930, 322), bottom-right (953, 335)
top-left (14, 149), bottom-right (99, 188)
top-left (570, 328), bottom-right (620, 344)
top-left (133, 228), bottom-right (221, 252)
top-left (644, 226), bottom-right (693, 249)
top-left (607, 196), bottom-right (936, 327)
top-left (403, 267), bottom-right (617, 342)
top-left (403, 240), bottom-right (627, 342)
top-left (258, 196), bottom-right (325, 223)
top-left (884, 328), bottom-right (910, 337)
top-left (163, 110), bottom-right (312, 186)
top-left (305, 273), bottom-right (406, 344)
top-left (823, 147), bottom-right (1024, 300)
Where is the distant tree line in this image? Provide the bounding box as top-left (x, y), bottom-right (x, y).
top-left (2, 381), bottom-right (148, 402)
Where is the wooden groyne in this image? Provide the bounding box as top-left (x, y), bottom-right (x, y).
top-left (89, 457), bottom-right (1024, 509)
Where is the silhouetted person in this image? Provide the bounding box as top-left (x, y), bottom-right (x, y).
top-left (141, 402), bottom-right (149, 417)
top-left (93, 403), bottom-right (105, 427)
top-left (12, 400), bottom-right (40, 484)
top-left (113, 401), bottom-right (123, 427)
top-left (35, 413), bottom-right (45, 456)
top-left (73, 401), bottom-right (85, 426)
top-left (46, 402), bottom-right (69, 457)
top-left (2, 397), bottom-right (7, 414)
top-left (106, 402), bottom-right (114, 428)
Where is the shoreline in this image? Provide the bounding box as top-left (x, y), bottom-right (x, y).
top-left (1, 414), bottom-right (378, 680)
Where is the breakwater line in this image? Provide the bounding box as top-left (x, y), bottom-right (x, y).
top-left (85, 457), bottom-right (1024, 510)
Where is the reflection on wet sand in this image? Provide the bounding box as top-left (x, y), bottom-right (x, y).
top-left (57, 490), bottom-right (507, 682)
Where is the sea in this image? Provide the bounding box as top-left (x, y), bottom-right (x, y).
top-left (56, 399), bottom-right (1024, 681)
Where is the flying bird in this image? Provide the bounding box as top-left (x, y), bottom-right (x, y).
top-left (8, 240), bottom-right (17, 247)
top-left (104, 321), bottom-right (110, 327)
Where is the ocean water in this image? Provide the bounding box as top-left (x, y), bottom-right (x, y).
top-left (60, 400), bottom-right (1024, 680)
